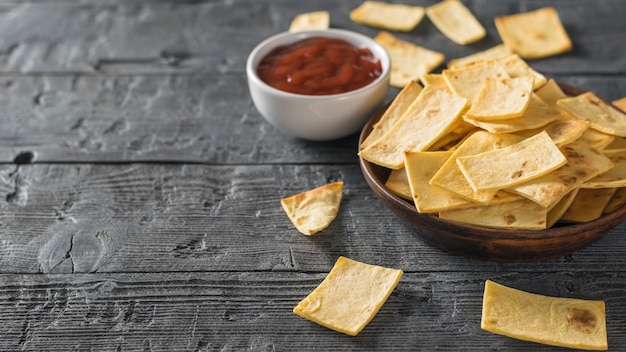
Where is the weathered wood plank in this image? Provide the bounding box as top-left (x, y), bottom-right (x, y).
top-left (0, 271), bottom-right (624, 351)
top-left (0, 0), bottom-right (622, 76)
top-left (0, 163), bottom-right (624, 274)
top-left (0, 73), bottom-right (622, 164)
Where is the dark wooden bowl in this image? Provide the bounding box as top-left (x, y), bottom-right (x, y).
top-left (359, 84), bottom-right (626, 262)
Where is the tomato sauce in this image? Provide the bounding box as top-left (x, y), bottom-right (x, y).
top-left (257, 37), bottom-right (383, 95)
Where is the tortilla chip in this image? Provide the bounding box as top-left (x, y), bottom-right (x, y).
top-left (280, 182), bottom-right (343, 235)
top-left (293, 256), bottom-right (403, 336)
top-left (482, 280), bottom-right (607, 350)
top-left (289, 11), bottom-right (330, 32)
top-left (350, 1), bottom-right (425, 32)
top-left (465, 76), bottom-right (534, 121)
top-left (560, 188), bottom-right (617, 223)
top-left (375, 31), bottom-right (445, 88)
top-left (492, 54), bottom-right (546, 89)
top-left (466, 94), bottom-right (561, 134)
top-left (547, 188), bottom-right (580, 228)
top-left (361, 80), bottom-right (423, 149)
top-left (604, 187), bottom-right (626, 214)
top-left (495, 6), bottom-right (572, 59)
top-left (447, 44), bottom-right (513, 69)
top-left (404, 151), bottom-right (471, 213)
top-left (558, 92), bottom-right (626, 137)
top-left (535, 79), bottom-right (567, 109)
top-left (457, 131), bottom-right (567, 191)
top-left (614, 97), bottom-right (626, 112)
top-left (508, 140), bottom-right (614, 209)
top-left (442, 61), bottom-right (509, 103)
top-left (430, 131), bottom-right (524, 204)
top-left (358, 86), bottom-right (468, 169)
top-left (514, 118), bottom-right (590, 148)
top-left (579, 128), bottom-right (616, 150)
top-left (384, 168), bottom-right (413, 200)
top-left (580, 150), bottom-right (626, 189)
top-left (425, 0), bottom-right (486, 45)
top-left (419, 73), bottom-right (451, 92)
top-left (603, 136), bottom-right (626, 153)
top-left (440, 195), bottom-right (548, 230)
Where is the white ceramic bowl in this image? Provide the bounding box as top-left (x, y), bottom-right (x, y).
top-left (246, 29), bottom-right (391, 141)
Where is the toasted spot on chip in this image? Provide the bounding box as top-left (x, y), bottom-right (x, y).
top-left (350, 1), bottom-right (425, 32)
top-left (375, 31), bottom-right (445, 88)
top-left (580, 150), bottom-right (626, 189)
top-left (426, 0), bottom-right (486, 45)
top-left (439, 194), bottom-right (547, 230)
top-left (456, 131), bottom-right (567, 191)
top-left (481, 280), bottom-right (607, 350)
top-left (289, 11), bottom-right (330, 32)
top-left (508, 140), bottom-right (614, 209)
top-left (280, 182), bottom-right (343, 235)
top-left (293, 256), bottom-right (403, 336)
top-left (495, 6), bottom-right (572, 59)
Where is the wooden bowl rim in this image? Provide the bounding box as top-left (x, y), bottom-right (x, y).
top-left (358, 83), bottom-right (626, 241)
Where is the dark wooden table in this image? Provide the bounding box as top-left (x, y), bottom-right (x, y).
top-left (0, 0), bottom-right (624, 351)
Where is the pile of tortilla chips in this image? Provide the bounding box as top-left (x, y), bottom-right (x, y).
top-left (359, 46), bottom-right (626, 230)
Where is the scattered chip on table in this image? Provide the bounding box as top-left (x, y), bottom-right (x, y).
top-left (293, 256), bottom-right (403, 336)
top-left (280, 181), bottom-right (343, 235)
top-left (481, 280), bottom-right (607, 350)
top-left (350, 1), bottom-right (425, 32)
top-left (426, 0), bottom-right (486, 45)
top-left (495, 6), bottom-right (572, 59)
top-left (374, 31), bottom-right (445, 88)
top-left (288, 11), bottom-right (330, 32)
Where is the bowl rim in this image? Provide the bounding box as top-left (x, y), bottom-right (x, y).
top-left (358, 82), bottom-right (626, 239)
top-left (246, 28), bottom-right (391, 100)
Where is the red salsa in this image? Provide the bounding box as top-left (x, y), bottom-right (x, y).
top-left (257, 37), bottom-right (383, 95)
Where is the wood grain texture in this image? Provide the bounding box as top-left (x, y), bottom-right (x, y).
top-left (0, 0), bottom-right (623, 350)
top-left (0, 271), bottom-right (624, 352)
top-left (0, 163), bottom-right (624, 275)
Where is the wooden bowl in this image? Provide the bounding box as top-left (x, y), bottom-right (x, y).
top-left (359, 84), bottom-right (626, 262)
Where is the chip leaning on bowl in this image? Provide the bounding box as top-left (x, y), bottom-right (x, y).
top-left (358, 46), bottom-right (626, 231)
